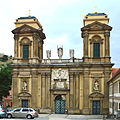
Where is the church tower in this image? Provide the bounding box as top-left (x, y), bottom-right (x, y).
top-left (12, 15), bottom-right (46, 64)
top-left (81, 13), bottom-right (112, 63)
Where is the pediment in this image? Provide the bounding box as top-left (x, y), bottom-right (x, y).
top-left (18, 92), bottom-right (32, 97)
top-left (81, 21), bottom-right (112, 31)
top-left (12, 24), bottom-right (40, 34)
top-left (89, 92), bottom-right (104, 98)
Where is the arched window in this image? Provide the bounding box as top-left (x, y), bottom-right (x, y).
top-left (91, 35), bottom-right (102, 58)
top-left (20, 37), bottom-right (31, 59)
top-left (23, 45), bottom-right (29, 59)
top-left (93, 43), bottom-right (100, 57)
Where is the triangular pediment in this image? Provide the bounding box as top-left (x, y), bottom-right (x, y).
top-left (89, 92), bottom-right (104, 98)
top-left (81, 21), bottom-right (112, 31)
top-left (12, 24), bottom-right (40, 34)
top-left (18, 92), bottom-right (32, 97)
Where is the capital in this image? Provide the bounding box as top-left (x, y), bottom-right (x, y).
top-left (104, 32), bottom-right (110, 37)
top-left (82, 31), bottom-right (89, 38)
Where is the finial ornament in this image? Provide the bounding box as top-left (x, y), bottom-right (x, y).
top-left (28, 9), bottom-right (31, 17)
top-left (94, 5), bottom-right (98, 13)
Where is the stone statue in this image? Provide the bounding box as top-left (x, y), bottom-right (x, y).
top-left (93, 80), bottom-right (99, 91)
top-left (58, 68), bottom-right (62, 81)
top-left (57, 46), bottom-right (63, 59)
top-left (69, 49), bottom-right (74, 58)
top-left (46, 50), bottom-right (51, 59)
top-left (23, 81), bottom-right (27, 91)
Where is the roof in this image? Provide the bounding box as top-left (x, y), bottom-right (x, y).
top-left (108, 68), bottom-right (120, 83)
top-left (112, 68), bottom-right (119, 76)
top-left (18, 16), bottom-right (36, 19)
top-left (3, 90), bottom-right (12, 100)
top-left (86, 13), bottom-right (107, 16)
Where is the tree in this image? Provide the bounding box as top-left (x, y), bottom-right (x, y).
top-left (2, 55), bottom-right (8, 62)
top-left (0, 63), bottom-right (12, 102)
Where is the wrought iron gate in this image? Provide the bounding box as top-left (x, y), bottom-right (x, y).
top-left (55, 95), bottom-right (65, 114)
top-left (55, 100), bottom-right (65, 114)
top-left (92, 100), bottom-right (100, 115)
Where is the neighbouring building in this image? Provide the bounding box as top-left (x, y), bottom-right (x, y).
top-left (108, 68), bottom-right (120, 115)
top-left (11, 12), bottom-right (113, 114)
top-left (3, 90), bottom-right (12, 108)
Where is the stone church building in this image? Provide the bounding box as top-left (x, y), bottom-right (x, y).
top-left (11, 12), bottom-right (113, 114)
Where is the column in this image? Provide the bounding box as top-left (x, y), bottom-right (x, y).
top-left (47, 73), bottom-right (51, 108)
top-left (41, 73), bottom-right (46, 108)
top-left (69, 73), bottom-right (74, 109)
top-left (75, 73), bottom-right (79, 109)
top-left (83, 71), bottom-right (89, 114)
top-left (79, 73), bottom-right (83, 110)
top-left (103, 71), bottom-right (111, 114)
top-left (40, 40), bottom-right (43, 60)
top-left (104, 32), bottom-right (110, 57)
top-left (38, 73), bottom-right (42, 108)
top-left (33, 33), bottom-right (38, 57)
top-left (14, 34), bottom-right (19, 58)
top-left (83, 32), bottom-right (89, 57)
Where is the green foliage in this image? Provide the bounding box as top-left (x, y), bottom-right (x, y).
top-left (2, 55), bottom-right (8, 62)
top-left (0, 63), bottom-right (12, 101)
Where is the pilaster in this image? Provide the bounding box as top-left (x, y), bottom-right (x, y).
top-left (104, 31), bottom-right (110, 57)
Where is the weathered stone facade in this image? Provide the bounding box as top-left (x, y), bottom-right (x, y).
top-left (11, 13), bottom-right (113, 114)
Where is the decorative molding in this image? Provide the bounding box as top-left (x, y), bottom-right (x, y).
top-left (90, 35), bottom-right (103, 44)
top-left (20, 37), bottom-right (32, 46)
top-left (89, 92), bottom-right (104, 98)
top-left (18, 92), bottom-right (32, 97)
top-left (81, 21), bottom-right (112, 31)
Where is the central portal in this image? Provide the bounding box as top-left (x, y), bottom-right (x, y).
top-left (55, 95), bottom-right (66, 114)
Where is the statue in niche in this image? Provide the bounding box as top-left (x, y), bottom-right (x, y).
top-left (93, 80), bottom-right (99, 91)
top-left (22, 81), bottom-right (27, 91)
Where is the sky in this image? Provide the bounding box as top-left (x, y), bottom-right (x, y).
top-left (0, 0), bottom-right (120, 67)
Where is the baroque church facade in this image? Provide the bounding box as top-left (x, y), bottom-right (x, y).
top-left (11, 12), bottom-right (113, 114)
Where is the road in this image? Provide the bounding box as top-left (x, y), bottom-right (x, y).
top-left (2, 114), bottom-right (114, 120)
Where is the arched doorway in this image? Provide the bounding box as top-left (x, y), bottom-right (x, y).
top-left (55, 95), bottom-right (66, 114)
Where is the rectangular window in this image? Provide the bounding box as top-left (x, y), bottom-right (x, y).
top-left (119, 103), bottom-right (120, 109)
top-left (38, 46), bottom-right (40, 58)
top-left (93, 43), bottom-right (100, 57)
top-left (119, 81), bottom-right (120, 93)
top-left (23, 45), bottom-right (29, 59)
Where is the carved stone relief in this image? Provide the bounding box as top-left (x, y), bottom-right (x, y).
top-left (51, 68), bottom-right (69, 89)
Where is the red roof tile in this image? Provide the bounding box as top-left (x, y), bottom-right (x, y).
top-left (112, 68), bottom-right (120, 76)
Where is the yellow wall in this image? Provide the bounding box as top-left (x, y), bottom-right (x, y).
top-left (15, 18), bottom-right (42, 29)
top-left (84, 15), bottom-right (109, 26)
